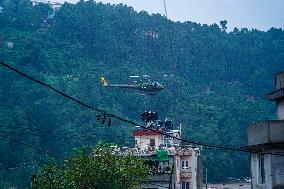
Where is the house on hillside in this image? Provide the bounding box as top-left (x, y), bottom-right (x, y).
top-left (31, 0), bottom-right (62, 11)
top-left (247, 71), bottom-right (284, 189)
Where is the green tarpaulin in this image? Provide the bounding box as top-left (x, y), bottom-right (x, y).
top-left (157, 150), bottom-right (169, 162)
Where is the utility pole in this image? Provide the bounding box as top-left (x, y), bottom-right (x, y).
top-left (31, 162), bottom-right (35, 188)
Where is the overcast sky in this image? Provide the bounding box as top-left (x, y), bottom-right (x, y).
top-left (56, 0), bottom-right (284, 31)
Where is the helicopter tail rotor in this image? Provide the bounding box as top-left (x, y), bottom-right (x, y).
top-left (100, 76), bottom-right (108, 86)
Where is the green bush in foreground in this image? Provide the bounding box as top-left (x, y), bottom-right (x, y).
top-left (31, 146), bottom-right (149, 189)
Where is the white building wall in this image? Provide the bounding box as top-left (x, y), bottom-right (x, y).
top-left (251, 153), bottom-right (272, 189)
top-left (175, 149), bottom-right (199, 189)
top-left (191, 150), bottom-right (198, 189)
top-left (135, 135), bottom-right (163, 150)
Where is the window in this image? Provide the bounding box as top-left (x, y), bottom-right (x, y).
top-left (258, 154), bottom-right (265, 184)
top-left (150, 138), bottom-right (155, 147)
top-left (181, 160), bottom-right (189, 169)
top-left (181, 182), bottom-right (190, 189)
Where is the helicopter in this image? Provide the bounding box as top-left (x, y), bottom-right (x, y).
top-left (100, 75), bottom-right (165, 95)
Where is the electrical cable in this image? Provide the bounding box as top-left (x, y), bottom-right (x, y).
top-left (1, 61), bottom-right (284, 157)
top-left (0, 160), bottom-right (47, 170)
top-left (0, 61), bottom-right (105, 114)
top-left (0, 124), bottom-right (127, 143)
top-left (0, 132), bottom-right (68, 160)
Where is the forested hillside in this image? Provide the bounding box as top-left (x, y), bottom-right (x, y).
top-left (0, 0), bottom-right (284, 187)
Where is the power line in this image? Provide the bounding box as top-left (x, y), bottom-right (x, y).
top-left (0, 132), bottom-right (68, 160)
top-left (0, 61), bottom-right (105, 114)
top-left (0, 61), bottom-right (270, 152)
top-left (1, 61), bottom-right (284, 157)
top-left (0, 160), bottom-right (47, 170)
top-left (0, 124), bottom-right (128, 143)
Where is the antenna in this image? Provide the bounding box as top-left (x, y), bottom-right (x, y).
top-left (163, 0), bottom-right (168, 17)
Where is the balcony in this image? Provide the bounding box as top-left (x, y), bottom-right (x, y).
top-left (180, 171), bottom-right (192, 178)
top-left (177, 149), bottom-right (192, 156)
top-left (180, 167), bottom-right (191, 173)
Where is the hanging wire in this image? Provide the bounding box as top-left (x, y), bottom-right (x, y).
top-left (1, 61), bottom-right (284, 157)
top-left (0, 133), bottom-right (68, 160)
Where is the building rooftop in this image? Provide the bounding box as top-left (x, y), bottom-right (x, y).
top-left (247, 120), bottom-right (284, 148)
top-left (133, 130), bottom-right (163, 136)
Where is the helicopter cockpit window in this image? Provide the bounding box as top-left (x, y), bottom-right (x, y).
top-left (154, 82), bottom-right (161, 87)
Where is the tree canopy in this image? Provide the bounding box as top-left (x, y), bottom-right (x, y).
top-left (0, 0), bottom-right (283, 187)
top-left (32, 146), bottom-right (149, 189)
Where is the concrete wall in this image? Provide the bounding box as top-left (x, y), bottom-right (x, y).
top-left (135, 135), bottom-right (163, 150)
top-left (247, 120), bottom-right (284, 146)
top-left (196, 154), bottom-right (203, 189)
top-left (251, 149), bottom-right (284, 189)
top-left (251, 153), bottom-right (271, 189)
top-left (141, 174), bottom-right (171, 189)
top-left (271, 149), bottom-right (284, 189)
top-left (276, 99), bottom-right (284, 120)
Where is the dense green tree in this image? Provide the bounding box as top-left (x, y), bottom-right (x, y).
top-left (32, 146), bottom-right (149, 189)
top-left (220, 20), bottom-right (228, 31)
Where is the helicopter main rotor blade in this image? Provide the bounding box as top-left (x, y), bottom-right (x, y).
top-left (130, 74), bottom-right (174, 78)
top-left (129, 76), bottom-right (140, 78)
top-left (107, 84), bottom-right (137, 89)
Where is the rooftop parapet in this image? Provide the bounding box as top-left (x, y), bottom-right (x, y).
top-left (133, 130), bottom-right (163, 136)
top-left (247, 120), bottom-right (284, 147)
top-left (111, 146), bottom-right (199, 157)
top-left (112, 147), bottom-right (176, 156)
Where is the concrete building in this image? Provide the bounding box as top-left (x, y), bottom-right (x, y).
top-left (267, 71), bottom-right (284, 120)
top-left (134, 130), bottom-right (164, 150)
top-left (126, 111), bottom-right (202, 189)
top-left (175, 147), bottom-right (200, 189)
top-left (247, 71), bottom-right (284, 189)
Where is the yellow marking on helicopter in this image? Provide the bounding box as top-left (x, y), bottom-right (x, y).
top-left (100, 76), bottom-right (108, 86)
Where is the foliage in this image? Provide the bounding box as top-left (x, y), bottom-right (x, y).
top-left (32, 146), bottom-right (149, 189)
top-left (0, 0), bottom-right (283, 187)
